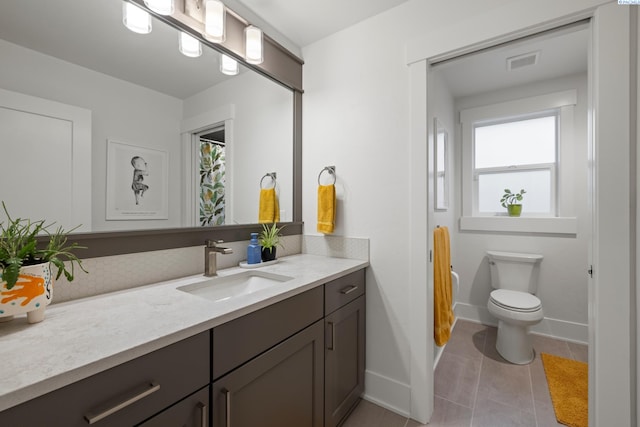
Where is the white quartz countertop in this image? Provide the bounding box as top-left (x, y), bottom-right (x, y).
top-left (0, 254), bottom-right (368, 412)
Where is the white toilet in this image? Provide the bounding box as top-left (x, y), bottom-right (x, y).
top-left (486, 251), bottom-right (544, 364)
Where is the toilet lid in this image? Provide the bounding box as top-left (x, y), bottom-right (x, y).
top-left (490, 289), bottom-right (541, 312)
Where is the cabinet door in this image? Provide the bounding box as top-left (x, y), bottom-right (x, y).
top-left (324, 296), bottom-right (365, 427)
top-left (212, 320), bottom-right (324, 427)
top-left (137, 386), bottom-right (209, 427)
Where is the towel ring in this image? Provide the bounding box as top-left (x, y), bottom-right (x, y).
top-left (318, 166), bottom-right (336, 185)
top-left (260, 172), bottom-right (277, 189)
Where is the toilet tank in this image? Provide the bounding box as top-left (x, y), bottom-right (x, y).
top-left (486, 251), bottom-right (543, 293)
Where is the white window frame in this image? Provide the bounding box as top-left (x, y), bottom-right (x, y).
top-left (460, 90), bottom-right (578, 234)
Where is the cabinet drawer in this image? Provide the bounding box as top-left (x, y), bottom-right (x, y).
top-left (0, 331), bottom-right (210, 427)
top-left (324, 269), bottom-right (365, 315)
top-left (137, 386), bottom-right (209, 427)
top-left (212, 286), bottom-right (323, 380)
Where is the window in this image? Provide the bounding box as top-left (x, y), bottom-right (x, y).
top-left (474, 113), bottom-right (557, 215)
top-left (459, 90), bottom-right (579, 233)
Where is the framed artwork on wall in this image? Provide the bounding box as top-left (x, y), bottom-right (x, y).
top-left (106, 140), bottom-right (168, 220)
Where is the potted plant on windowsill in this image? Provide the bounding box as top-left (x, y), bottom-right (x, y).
top-left (500, 188), bottom-right (526, 217)
top-left (258, 223), bottom-right (284, 262)
top-left (0, 202), bottom-right (87, 324)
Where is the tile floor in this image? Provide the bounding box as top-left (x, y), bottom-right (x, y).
top-left (342, 319), bottom-right (588, 427)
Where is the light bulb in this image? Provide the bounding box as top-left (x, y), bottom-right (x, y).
top-left (179, 32), bottom-right (202, 58)
top-left (205, 0), bottom-right (225, 43)
top-left (143, 0), bottom-right (174, 15)
top-left (220, 54), bottom-right (239, 75)
top-left (123, 2), bottom-right (152, 34)
top-left (245, 26), bottom-right (263, 65)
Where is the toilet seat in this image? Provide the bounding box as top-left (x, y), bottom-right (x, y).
top-left (489, 289), bottom-right (541, 313)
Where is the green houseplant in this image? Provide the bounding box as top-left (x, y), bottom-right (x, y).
top-left (259, 223), bottom-right (284, 262)
top-left (500, 188), bottom-right (526, 217)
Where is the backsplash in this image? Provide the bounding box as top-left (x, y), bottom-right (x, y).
top-left (53, 234), bottom-right (369, 303)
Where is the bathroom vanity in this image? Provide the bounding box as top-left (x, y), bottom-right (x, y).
top-left (0, 255), bottom-right (366, 427)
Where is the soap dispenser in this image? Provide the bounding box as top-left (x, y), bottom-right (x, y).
top-left (247, 233), bottom-right (261, 264)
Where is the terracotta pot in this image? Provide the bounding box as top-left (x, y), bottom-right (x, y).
top-left (0, 262), bottom-right (53, 324)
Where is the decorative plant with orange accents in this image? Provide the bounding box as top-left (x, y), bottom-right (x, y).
top-left (0, 202), bottom-right (87, 290)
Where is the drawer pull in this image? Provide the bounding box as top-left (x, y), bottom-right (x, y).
top-left (84, 382), bottom-right (160, 424)
top-left (223, 388), bottom-right (231, 427)
top-left (340, 284), bottom-right (359, 295)
top-left (327, 321), bottom-right (335, 351)
top-left (198, 402), bottom-right (208, 427)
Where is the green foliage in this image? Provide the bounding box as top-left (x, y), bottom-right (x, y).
top-left (259, 223), bottom-right (285, 250)
top-left (0, 202), bottom-right (87, 290)
top-left (500, 188), bottom-right (526, 208)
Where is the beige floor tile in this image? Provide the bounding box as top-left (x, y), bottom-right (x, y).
top-left (533, 399), bottom-right (565, 426)
top-left (443, 320), bottom-right (488, 361)
top-left (340, 399), bottom-right (407, 427)
top-left (471, 397), bottom-right (536, 427)
top-left (476, 357), bottom-right (535, 414)
top-left (529, 355), bottom-right (554, 405)
top-left (567, 342), bottom-right (588, 363)
top-left (435, 352), bottom-right (482, 408)
top-left (531, 334), bottom-right (572, 359)
top-left (428, 397), bottom-right (473, 427)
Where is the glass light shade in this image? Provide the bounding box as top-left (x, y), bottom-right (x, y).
top-left (123, 2), bottom-right (152, 34)
top-left (143, 0), bottom-right (174, 15)
top-left (244, 25), bottom-right (263, 64)
top-left (205, 0), bottom-right (226, 43)
top-left (220, 54), bottom-right (239, 75)
top-left (179, 32), bottom-right (202, 57)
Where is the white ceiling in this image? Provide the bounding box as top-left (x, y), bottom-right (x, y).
top-left (233, 0), bottom-right (410, 48)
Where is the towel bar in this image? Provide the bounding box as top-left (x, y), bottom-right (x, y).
top-left (260, 172), bottom-right (277, 189)
top-left (318, 166), bottom-right (336, 185)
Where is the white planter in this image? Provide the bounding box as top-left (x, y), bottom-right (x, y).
top-left (0, 262), bottom-right (53, 323)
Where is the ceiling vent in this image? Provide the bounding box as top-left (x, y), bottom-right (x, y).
top-left (506, 51), bottom-right (540, 71)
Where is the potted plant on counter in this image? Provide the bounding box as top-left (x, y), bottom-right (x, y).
top-left (0, 202), bottom-right (87, 323)
top-left (500, 188), bottom-right (526, 217)
top-left (259, 223), bottom-right (284, 262)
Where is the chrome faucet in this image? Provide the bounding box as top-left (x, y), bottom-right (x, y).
top-left (204, 240), bottom-right (233, 277)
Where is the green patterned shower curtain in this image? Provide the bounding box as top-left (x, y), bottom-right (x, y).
top-left (199, 142), bottom-right (225, 226)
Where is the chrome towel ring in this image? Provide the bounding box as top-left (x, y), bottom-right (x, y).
top-left (317, 166), bottom-right (336, 185)
top-left (260, 172), bottom-right (277, 189)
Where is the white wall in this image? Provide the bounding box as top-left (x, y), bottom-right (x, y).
top-left (302, 0), bottom-right (624, 422)
top-left (0, 39), bottom-right (184, 231)
top-left (453, 73), bottom-right (589, 342)
top-left (183, 72), bottom-right (294, 224)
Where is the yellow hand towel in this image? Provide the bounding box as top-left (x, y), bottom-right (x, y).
top-left (434, 226), bottom-right (454, 346)
top-left (259, 188), bottom-right (280, 223)
top-left (317, 184), bottom-right (336, 234)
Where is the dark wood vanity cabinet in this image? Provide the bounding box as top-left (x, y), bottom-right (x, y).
top-left (0, 331), bottom-right (210, 427)
top-left (324, 269), bottom-right (366, 427)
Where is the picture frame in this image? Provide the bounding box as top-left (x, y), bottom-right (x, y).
top-left (434, 118), bottom-right (449, 211)
top-left (106, 140), bottom-right (168, 220)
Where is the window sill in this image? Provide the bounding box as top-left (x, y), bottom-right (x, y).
top-left (459, 216), bottom-right (578, 235)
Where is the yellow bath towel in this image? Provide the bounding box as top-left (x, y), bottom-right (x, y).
top-left (258, 188), bottom-right (280, 223)
top-left (434, 226), bottom-right (454, 346)
top-left (317, 184), bottom-right (336, 234)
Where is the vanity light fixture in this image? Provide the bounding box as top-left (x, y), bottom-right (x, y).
top-left (179, 32), bottom-right (202, 57)
top-left (123, 1), bottom-right (152, 34)
top-left (205, 0), bottom-right (226, 43)
top-left (220, 54), bottom-right (239, 75)
top-left (244, 25), bottom-right (263, 64)
top-left (143, 0), bottom-right (174, 15)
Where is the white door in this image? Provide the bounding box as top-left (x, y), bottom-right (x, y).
top-left (0, 88), bottom-right (91, 230)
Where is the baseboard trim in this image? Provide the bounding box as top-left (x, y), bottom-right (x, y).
top-left (363, 370), bottom-right (411, 417)
top-left (454, 302), bottom-right (588, 344)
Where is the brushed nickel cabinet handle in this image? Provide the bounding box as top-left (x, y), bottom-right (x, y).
top-left (198, 402), bottom-right (207, 427)
top-left (223, 388), bottom-right (231, 427)
top-left (84, 382), bottom-right (160, 424)
top-left (340, 284), bottom-right (359, 295)
top-left (327, 321), bottom-right (335, 351)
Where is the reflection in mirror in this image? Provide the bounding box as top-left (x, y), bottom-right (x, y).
top-left (0, 0), bottom-right (294, 232)
top-left (435, 118), bottom-right (449, 211)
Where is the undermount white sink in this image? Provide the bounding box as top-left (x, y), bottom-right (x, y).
top-left (177, 270), bottom-right (294, 303)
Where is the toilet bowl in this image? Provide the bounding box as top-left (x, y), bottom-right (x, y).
top-left (486, 251), bottom-right (544, 365)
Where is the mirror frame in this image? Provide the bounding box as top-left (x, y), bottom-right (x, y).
top-left (50, 1), bottom-right (304, 259)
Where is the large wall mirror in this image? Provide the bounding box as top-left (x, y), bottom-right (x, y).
top-left (0, 0), bottom-right (302, 257)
